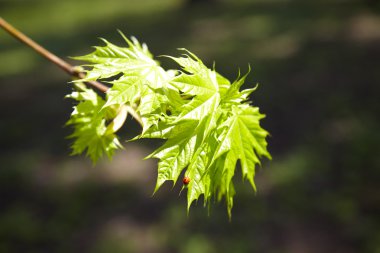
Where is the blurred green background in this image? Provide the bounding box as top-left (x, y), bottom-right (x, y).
top-left (1, 0), bottom-right (379, 252)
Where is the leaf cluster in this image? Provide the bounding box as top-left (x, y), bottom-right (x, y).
top-left (66, 33), bottom-right (271, 217)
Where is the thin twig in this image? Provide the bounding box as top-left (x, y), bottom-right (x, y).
top-left (0, 17), bottom-right (143, 127)
top-left (0, 17), bottom-right (108, 92)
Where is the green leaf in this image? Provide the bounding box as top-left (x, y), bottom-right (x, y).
top-left (73, 34), bottom-right (158, 81)
top-left (66, 83), bottom-right (122, 163)
top-left (148, 53), bottom-right (271, 217)
top-left (149, 120), bottom-right (199, 192)
top-left (169, 54), bottom-right (220, 123)
top-left (213, 105), bottom-right (271, 190)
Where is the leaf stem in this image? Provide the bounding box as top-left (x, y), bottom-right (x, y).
top-left (0, 17), bottom-right (143, 127)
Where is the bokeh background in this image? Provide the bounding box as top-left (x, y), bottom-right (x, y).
top-left (1, 0), bottom-right (379, 252)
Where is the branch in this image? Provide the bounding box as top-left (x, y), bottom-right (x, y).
top-left (0, 17), bottom-right (143, 127)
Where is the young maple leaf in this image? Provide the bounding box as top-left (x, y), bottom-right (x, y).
top-left (66, 83), bottom-right (122, 163)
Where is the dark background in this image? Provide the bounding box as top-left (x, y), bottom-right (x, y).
top-left (1, 0), bottom-right (379, 252)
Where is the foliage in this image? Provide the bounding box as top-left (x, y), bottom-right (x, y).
top-left (66, 33), bottom-right (271, 217)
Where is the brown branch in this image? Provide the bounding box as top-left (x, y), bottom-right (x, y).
top-left (0, 17), bottom-right (108, 92)
top-left (0, 17), bottom-right (143, 126)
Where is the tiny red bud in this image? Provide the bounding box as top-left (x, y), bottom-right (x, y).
top-left (182, 176), bottom-right (190, 185)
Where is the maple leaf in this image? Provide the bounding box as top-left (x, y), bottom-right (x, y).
top-left (73, 33), bottom-right (158, 81)
top-left (168, 53), bottom-right (220, 123)
top-left (66, 83), bottom-right (122, 163)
